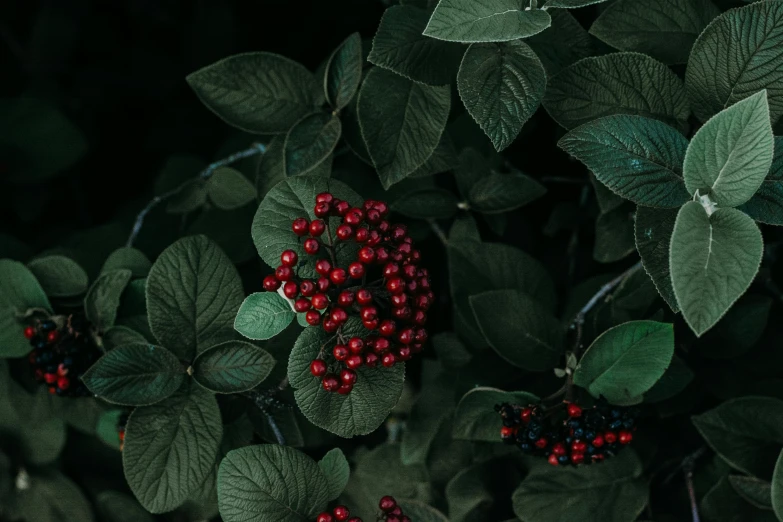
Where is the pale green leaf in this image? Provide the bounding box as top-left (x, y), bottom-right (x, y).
top-left (424, 0), bottom-right (551, 43)
top-left (193, 340), bottom-right (274, 394)
top-left (234, 292), bottom-right (294, 341)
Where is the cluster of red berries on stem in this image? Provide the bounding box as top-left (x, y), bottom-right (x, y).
top-left (262, 193), bottom-right (433, 395)
top-left (315, 496), bottom-right (409, 522)
top-left (23, 315), bottom-right (99, 397)
top-left (497, 399), bottom-right (639, 467)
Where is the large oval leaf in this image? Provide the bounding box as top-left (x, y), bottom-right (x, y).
top-left (423, 0), bottom-right (551, 43)
top-left (193, 340), bottom-right (274, 394)
top-left (27, 255), bottom-right (88, 297)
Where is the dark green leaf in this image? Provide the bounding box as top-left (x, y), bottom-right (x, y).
top-left (318, 448), bottom-right (350, 501)
top-left (445, 462), bottom-right (494, 522)
top-left (186, 52), bottom-right (319, 134)
top-left (453, 387), bottom-right (539, 441)
top-left (468, 170), bottom-right (546, 213)
top-left (544, 0), bottom-right (609, 7)
top-left (96, 491), bottom-right (154, 522)
top-left (635, 206), bottom-right (680, 312)
top-left (644, 355), bottom-right (693, 403)
top-left (728, 475), bottom-right (773, 509)
top-left (85, 269), bottom-right (132, 332)
top-left (773, 450), bottom-right (783, 520)
top-left (391, 188), bottom-right (458, 219)
top-left (0, 259), bottom-right (51, 357)
top-left (101, 247), bottom-right (152, 278)
top-left (284, 113), bottom-right (342, 176)
top-left (193, 340), bottom-right (274, 393)
top-left (528, 11), bottom-right (592, 75)
top-left (593, 206), bottom-right (636, 264)
top-left (424, 0), bottom-right (551, 43)
top-left (431, 332), bottom-right (472, 369)
top-left (82, 342), bottom-right (185, 406)
top-left (166, 180), bottom-right (207, 214)
top-left (396, 500), bottom-right (449, 522)
top-left (740, 137), bottom-right (783, 225)
top-left (325, 33), bottom-right (363, 111)
top-left (14, 470), bottom-right (95, 522)
top-left (701, 294), bottom-right (773, 359)
top-left (703, 476), bottom-right (779, 522)
top-left (206, 166), bottom-right (258, 210)
top-left (409, 133), bottom-right (460, 178)
top-left (27, 255), bottom-right (88, 297)
top-left (401, 375), bottom-right (455, 464)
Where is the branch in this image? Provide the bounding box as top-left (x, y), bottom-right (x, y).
top-left (571, 261), bottom-right (643, 333)
top-left (126, 143), bottom-right (266, 247)
top-left (427, 219), bottom-right (448, 246)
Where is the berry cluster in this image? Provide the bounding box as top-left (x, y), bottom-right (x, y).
top-left (262, 193), bottom-right (433, 395)
top-left (23, 315), bottom-right (99, 397)
top-left (314, 496), bottom-right (409, 522)
top-left (497, 400), bottom-right (639, 467)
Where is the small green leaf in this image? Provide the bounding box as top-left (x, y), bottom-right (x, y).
top-left (27, 255), bottom-right (88, 297)
top-left (452, 387), bottom-right (539, 441)
top-left (470, 290), bottom-right (563, 371)
top-left (234, 293), bottom-right (295, 341)
top-left (206, 167), bottom-right (257, 210)
top-left (123, 382), bottom-right (223, 513)
top-left (186, 52), bottom-right (319, 134)
top-left (670, 202), bottom-right (763, 337)
top-left (288, 319), bottom-right (405, 438)
top-left (458, 40), bottom-right (546, 151)
top-left (424, 0), bottom-right (551, 43)
top-left (101, 247), bottom-right (152, 278)
top-left (318, 448), bottom-right (350, 501)
top-left (692, 396), bottom-right (783, 477)
top-left (82, 343), bottom-right (185, 406)
top-left (635, 206), bottom-right (680, 313)
top-left (468, 170), bottom-right (546, 213)
top-left (324, 33), bottom-right (363, 111)
top-left (573, 321), bottom-right (675, 403)
top-left (0, 259), bottom-right (51, 357)
top-left (683, 91), bottom-right (774, 207)
top-left (284, 113), bottom-right (342, 177)
top-left (146, 236), bottom-right (244, 360)
top-left (544, 53), bottom-right (690, 131)
top-left (729, 475), bottom-right (773, 510)
top-left (558, 115), bottom-right (690, 208)
top-left (773, 450), bottom-right (783, 520)
top-left (391, 188), bottom-right (458, 219)
top-left (544, 0), bottom-right (608, 7)
top-left (193, 340), bottom-right (274, 394)
top-left (358, 67), bottom-right (451, 189)
top-left (85, 269), bottom-right (132, 332)
top-left (740, 137), bottom-right (783, 225)
top-left (217, 445), bottom-right (329, 522)
top-left (589, 0), bottom-right (720, 65)
top-left (369, 6), bottom-right (463, 86)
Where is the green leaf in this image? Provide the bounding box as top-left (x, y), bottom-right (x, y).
top-left (358, 67), bottom-right (451, 189)
top-left (670, 202), bottom-right (763, 337)
top-left (402, 375), bottom-right (455, 465)
top-left (82, 342), bottom-right (185, 406)
top-left (468, 170), bottom-right (546, 213)
top-left (217, 444), bottom-right (329, 522)
top-left (369, 5), bottom-right (464, 86)
top-left (457, 40), bottom-right (546, 151)
top-left (740, 137), bottom-right (783, 225)
top-left (14, 470), bottom-right (95, 522)
top-left (692, 396), bottom-right (783, 477)
top-left (589, 0), bottom-right (720, 65)
top-left (186, 52), bottom-right (319, 134)
top-left (318, 448), bottom-right (350, 501)
top-left (0, 259), bottom-right (51, 357)
top-left (445, 462), bottom-right (494, 522)
top-left (96, 491), bottom-right (154, 522)
top-left (166, 180), bottom-right (207, 214)
top-left (101, 247), bottom-right (152, 278)
top-left (773, 450), bottom-right (783, 520)
top-left (146, 235), bottom-right (244, 360)
top-left (424, 0), bottom-right (551, 43)
top-left (284, 113), bottom-right (342, 177)
top-left (470, 290), bottom-right (564, 371)
top-left (206, 167), bottom-right (258, 210)
top-left (544, 0), bottom-right (608, 7)
top-left (193, 340), bottom-right (274, 394)
top-left (123, 383), bottom-right (223, 513)
top-left (573, 321), bottom-right (675, 403)
top-left (234, 292), bottom-right (295, 341)
top-left (686, 0), bottom-right (783, 123)
top-left (644, 355), bottom-right (693, 403)
top-left (528, 10), bottom-right (592, 75)
top-left (324, 33), bottom-right (363, 111)
top-left (703, 476), bottom-right (779, 522)
top-left (558, 115), bottom-right (690, 208)
top-left (432, 332), bottom-right (472, 370)
top-left (452, 387), bottom-right (539, 441)
top-left (513, 450), bottom-right (648, 522)
top-left (391, 188), bottom-right (458, 219)
top-left (544, 53), bottom-right (690, 131)
top-left (683, 91), bottom-right (774, 206)
top-left (396, 500), bottom-right (449, 522)
top-left (27, 255), bottom-right (88, 297)
top-left (701, 294), bottom-right (773, 359)
top-left (409, 133), bottom-right (460, 178)
top-left (288, 319), bottom-right (405, 438)
top-left (729, 475), bottom-right (773, 510)
top-left (635, 206), bottom-right (680, 312)
top-left (85, 269), bottom-right (132, 332)
top-left (593, 206), bottom-right (636, 264)
top-left (252, 176), bottom-right (361, 279)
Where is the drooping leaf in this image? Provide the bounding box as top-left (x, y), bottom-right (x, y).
top-left (635, 206), bottom-right (680, 312)
top-left (670, 202), bottom-right (763, 337)
top-left (85, 269), bottom-right (133, 332)
top-left (193, 340), bottom-right (274, 394)
top-left (288, 318), bottom-right (405, 438)
top-left (686, 0), bottom-right (783, 123)
top-left (124, 382), bottom-right (222, 513)
top-left (391, 188), bottom-right (458, 219)
top-left (206, 167), bottom-right (258, 210)
top-left (284, 113), bottom-right (342, 177)
top-left (452, 387), bottom-right (539, 441)
top-left (318, 448), bottom-right (350, 501)
top-left (358, 67), bottom-right (451, 189)
top-left (590, 0), bottom-right (720, 65)
top-left (324, 33), bottom-right (363, 111)
top-left (457, 40), bottom-right (546, 151)
top-left (186, 52), bottom-right (319, 134)
top-left (558, 115), bottom-right (690, 208)
top-left (146, 235), bottom-right (244, 360)
top-left (27, 255), bottom-right (88, 297)
top-left (544, 53), bottom-right (690, 130)
top-left (574, 321), bottom-right (675, 403)
top-left (683, 91), bottom-right (774, 207)
top-left (234, 292), bottom-right (295, 341)
top-left (423, 0), bottom-right (552, 43)
top-left (527, 11), bottom-right (592, 75)
top-left (470, 289), bottom-right (564, 371)
top-left (217, 444), bottom-right (329, 522)
top-left (740, 137), bottom-right (783, 225)
top-left (82, 342), bottom-right (185, 406)
top-left (0, 259), bottom-right (51, 358)
top-left (369, 5), bottom-right (464, 86)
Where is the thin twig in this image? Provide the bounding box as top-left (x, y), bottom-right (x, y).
top-left (126, 143), bottom-right (266, 247)
top-left (427, 219), bottom-right (448, 246)
top-left (266, 414), bottom-right (286, 445)
top-left (678, 447), bottom-right (707, 522)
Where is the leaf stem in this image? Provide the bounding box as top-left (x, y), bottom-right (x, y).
top-left (427, 219), bottom-right (448, 246)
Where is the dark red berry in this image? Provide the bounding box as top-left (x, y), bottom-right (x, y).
top-left (305, 310), bottom-right (321, 325)
top-left (294, 298), bottom-right (311, 313)
top-left (330, 268), bottom-right (347, 285)
top-left (322, 375), bottom-right (340, 392)
top-left (397, 328), bottom-right (414, 345)
top-left (314, 201), bottom-right (331, 218)
top-left (275, 266), bottom-right (293, 281)
top-left (340, 369), bottom-right (357, 385)
top-left (44, 373), bottom-right (57, 384)
top-left (309, 219), bottom-right (326, 237)
top-left (386, 278), bottom-right (405, 294)
top-left (501, 426), bottom-right (515, 438)
top-left (345, 355), bottom-right (363, 369)
top-left (413, 310), bottom-right (427, 325)
top-left (317, 512), bottom-right (333, 522)
top-left (316, 192), bottom-right (333, 204)
top-left (263, 275), bottom-right (281, 291)
top-left (300, 281), bottom-right (316, 297)
top-left (332, 505), bottom-right (350, 521)
top-left (292, 218), bottom-right (309, 236)
top-left (414, 295), bottom-right (431, 310)
top-left (348, 337), bottom-right (364, 354)
top-left (592, 435), bottom-right (605, 448)
top-left (373, 338), bottom-right (390, 353)
top-left (604, 431), bottom-right (617, 444)
top-left (391, 225), bottom-right (407, 242)
top-left (571, 440), bottom-right (587, 453)
top-left (358, 247), bottom-right (375, 264)
top-left (280, 250), bottom-right (298, 267)
top-left (520, 408), bottom-right (532, 423)
top-left (391, 306), bottom-right (411, 320)
top-left (334, 200), bottom-right (350, 216)
top-left (315, 259), bottom-right (332, 276)
top-left (317, 277), bottom-right (331, 292)
top-left (390, 293), bottom-right (408, 308)
top-left (381, 352), bottom-right (396, 368)
top-left (571, 452), bottom-right (585, 465)
top-left (304, 238), bottom-right (320, 255)
top-left (380, 496), bottom-right (397, 512)
top-left (552, 443), bottom-right (566, 456)
top-left (535, 437), bottom-right (548, 449)
top-left (619, 431), bottom-right (633, 445)
top-left (363, 318), bottom-right (379, 330)
top-left (23, 326), bottom-right (35, 339)
top-left (337, 383), bottom-right (353, 395)
top-left (567, 403), bottom-right (582, 418)
top-left (333, 345), bottom-right (349, 361)
top-left (336, 224), bottom-right (353, 240)
top-left (375, 247), bottom-right (390, 264)
top-left (310, 360), bottom-right (327, 377)
top-left (331, 307), bottom-right (348, 324)
top-left (344, 208), bottom-right (364, 226)
top-left (283, 281), bottom-right (299, 299)
top-left (383, 263), bottom-right (400, 278)
top-left (338, 291), bottom-right (355, 307)
top-left (323, 318), bottom-right (338, 333)
top-left (356, 289), bottom-right (373, 306)
top-left (364, 353), bottom-right (379, 367)
top-left (355, 227), bottom-right (369, 243)
top-left (396, 346), bottom-right (412, 360)
top-left (402, 264), bottom-right (417, 280)
top-left (348, 262), bottom-right (364, 279)
top-left (366, 208), bottom-right (381, 224)
top-left (360, 306), bottom-right (378, 322)
top-left (46, 330), bottom-right (59, 344)
top-left (414, 328), bottom-right (428, 343)
top-left (379, 320), bottom-right (396, 337)
top-left (548, 454), bottom-right (559, 466)
top-left (312, 294), bottom-right (329, 310)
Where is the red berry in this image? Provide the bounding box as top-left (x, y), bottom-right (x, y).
top-left (360, 306), bottom-right (378, 322)
top-left (317, 512), bottom-right (334, 522)
top-left (552, 443), bottom-right (566, 456)
top-left (363, 318), bottom-right (379, 330)
top-left (356, 289), bottom-right (373, 305)
top-left (304, 238), bottom-right (320, 255)
top-left (390, 295), bottom-right (408, 310)
top-left (383, 263), bottom-right (400, 278)
top-left (310, 360), bottom-right (327, 377)
top-left (292, 218), bottom-right (309, 236)
top-left (366, 208), bottom-right (381, 224)
top-left (381, 352), bottom-right (396, 367)
top-left (387, 516), bottom-right (402, 522)
top-left (23, 326), bottom-right (35, 339)
top-left (405, 280), bottom-right (418, 294)
top-left (500, 426), bottom-right (515, 438)
top-left (380, 496), bottom-right (397, 512)
top-left (44, 373), bottom-right (57, 384)
top-left (263, 275), bottom-right (281, 291)
top-left (314, 201), bottom-right (331, 217)
top-left (414, 328), bottom-right (428, 344)
top-left (348, 337), bottom-right (364, 354)
top-left (414, 294), bottom-right (431, 310)
top-left (294, 298), bottom-right (311, 313)
top-left (57, 364), bottom-right (68, 377)
top-left (397, 243), bottom-right (412, 257)
top-left (340, 369), bottom-right (357, 385)
top-left (283, 281), bottom-right (299, 299)
top-left (312, 294), bottom-right (329, 310)
top-left (396, 346), bottom-right (412, 360)
top-left (535, 437), bottom-right (548, 449)
top-left (379, 320), bottom-right (396, 337)
top-left (332, 506), bottom-right (350, 521)
top-left (375, 201), bottom-right (389, 216)
top-left (386, 278), bottom-right (405, 294)
top-left (48, 387), bottom-right (56, 395)
top-left (336, 224), bottom-right (353, 240)
top-left (357, 248), bottom-right (375, 267)
top-left (323, 319), bottom-right (338, 333)
top-left (316, 192), bottom-right (334, 204)
top-left (346, 354), bottom-right (363, 369)
top-left (333, 345), bottom-right (349, 361)
top-left (604, 431), bottom-right (617, 444)
top-left (592, 435), bottom-right (605, 448)
top-left (305, 310), bottom-right (321, 326)
top-left (322, 375), bottom-right (340, 392)
top-left (300, 281), bottom-right (316, 297)
top-left (619, 430), bottom-right (633, 445)
top-left (571, 440), bottom-right (587, 453)
top-left (548, 454), bottom-right (560, 466)
top-left (275, 266), bottom-right (293, 281)
top-left (567, 403), bottom-right (582, 418)
top-left (355, 227), bottom-right (369, 243)
top-left (315, 259), bottom-right (332, 276)
top-left (392, 306), bottom-right (412, 320)
top-left (331, 307), bottom-right (348, 324)
top-left (397, 328), bottom-right (414, 345)
top-left (46, 330), bottom-right (59, 344)
top-left (364, 352), bottom-right (379, 367)
top-left (374, 338), bottom-right (390, 353)
top-left (375, 247), bottom-right (390, 264)
top-left (571, 452), bottom-right (585, 465)
top-left (413, 310), bottom-right (427, 325)
top-left (336, 291), bottom-right (354, 307)
top-left (520, 408), bottom-right (532, 423)
top-left (348, 262), bottom-right (364, 279)
top-left (309, 219), bottom-right (326, 237)
top-left (344, 208), bottom-right (364, 226)
top-left (337, 383), bottom-right (353, 395)
top-left (334, 200), bottom-right (351, 216)
top-left (330, 268), bottom-right (347, 285)
top-left (280, 250), bottom-right (298, 267)
top-left (317, 277), bottom-right (330, 292)
top-left (391, 225), bottom-right (407, 242)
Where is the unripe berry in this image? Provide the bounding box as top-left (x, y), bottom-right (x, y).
top-left (312, 294), bottom-right (329, 310)
top-left (294, 298), bottom-right (311, 313)
top-left (382, 352), bottom-right (396, 367)
top-left (336, 224), bottom-right (353, 240)
top-left (348, 262), bottom-right (364, 279)
top-left (309, 219), bottom-right (326, 237)
top-left (305, 310), bottom-right (321, 326)
top-left (333, 345), bottom-right (349, 361)
top-left (348, 337), bottom-right (364, 354)
top-left (338, 291), bottom-right (355, 307)
top-left (292, 218), bottom-right (309, 236)
top-left (322, 375), bottom-right (340, 392)
top-left (358, 247), bottom-right (375, 264)
top-left (280, 250), bottom-right (298, 267)
top-left (283, 281), bottom-right (299, 299)
top-left (356, 289), bottom-right (373, 305)
top-left (330, 268), bottom-right (347, 285)
top-left (300, 281), bottom-right (316, 297)
top-left (315, 259), bottom-right (332, 276)
top-left (275, 266), bottom-right (293, 281)
top-left (310, 360), bottom-right (327, 377)
top-left (304, 238), bottom-right (320, 255)
top-left (345, 354), bottom-right (363, 369)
